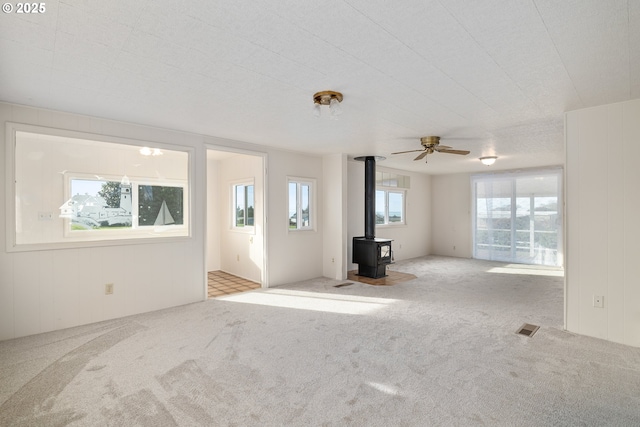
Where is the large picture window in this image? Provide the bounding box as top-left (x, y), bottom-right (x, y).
top-left (472, 168), bottom-right (563, 266)
top-left (6, 123), bottom-right (191, 251)
top-left (288, 178), bottom-right (313, 230)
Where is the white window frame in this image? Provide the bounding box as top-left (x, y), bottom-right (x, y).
top-left (375, 189), bottom-right (406, 226)
top-left (287, 177), bottom-right (315, 231)
top-left (231, 180), bottom-right (255, 233)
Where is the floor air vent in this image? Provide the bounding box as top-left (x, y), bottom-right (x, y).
top-left (516, 323), bottom-right (540, 337)
top-left (334, 282), bottom-right (354, 288)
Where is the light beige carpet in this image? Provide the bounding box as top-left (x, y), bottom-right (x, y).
top-left (1, 256), bottom-right (639, 426)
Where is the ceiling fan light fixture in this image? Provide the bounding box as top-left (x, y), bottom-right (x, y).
top-left (313, 90), bottom-right (343, 118)
top-left (480, 156), bottom-right (497, 166)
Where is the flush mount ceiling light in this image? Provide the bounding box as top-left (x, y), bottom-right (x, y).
top-left (313, 90), bottom-right (343, 118)
top-left (479, 156), bottom-right (498, 166)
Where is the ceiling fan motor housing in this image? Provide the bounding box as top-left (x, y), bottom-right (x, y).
top-left (421, 136), bottom-right (440, 147)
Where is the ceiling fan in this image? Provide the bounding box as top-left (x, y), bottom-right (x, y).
top-left (391, 136), bottom-right (470, 162)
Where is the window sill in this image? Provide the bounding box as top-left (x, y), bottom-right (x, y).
top-left (376, 223), bottom-right (407, 229)
top-left (231, 227), bottom-right (255, 234)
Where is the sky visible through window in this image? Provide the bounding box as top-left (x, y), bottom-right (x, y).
top-left (388, 193), bottom-right (402, 217)
top-left (71, 179), bottom-right (105, 196)
top-left (376, 191), bottom-right (403, 220)
top-left (476, 197), bottom-right (557, 217)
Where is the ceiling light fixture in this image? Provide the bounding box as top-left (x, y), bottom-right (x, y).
top-left (479, 156), bottom-right (498, 166)
top-left (313, 90), bottom-right (343, 118)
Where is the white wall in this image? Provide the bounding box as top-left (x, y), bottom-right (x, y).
top-left (0, 103), bottom-right (331, 340)
top-left (430, 173), bottom-right (473, 258)
top-left (347, 161), bottom-right (431, 271)
top-left (0, 103), bottom-right (206, 341)
top-left (565, 98), bottom-right (640, 348)
top-left (266, 150), bottom-right (324, 285)
top-left (206, 155), bottom-right (220, 272)
top-left (218, 154), bottom-right (263, 283)
top-left (323, 154), bottom-right (348, 280)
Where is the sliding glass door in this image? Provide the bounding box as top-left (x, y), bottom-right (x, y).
top-left (472, 169), bottom-right (563, 266)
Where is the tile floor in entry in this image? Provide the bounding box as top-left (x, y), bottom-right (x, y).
top-left (208, 270), bottom-right (261, 298)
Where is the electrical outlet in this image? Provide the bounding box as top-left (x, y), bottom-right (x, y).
top-left (105, 283), bottom-right (114, 295)
top-left (593, 295), bottom-right (604, 308)
top-left (38, 212), bottom-right (53, 221)
top-left (236, 254), bottom-right (240, 261)
top-left (331, 257), bottom-right (335, 263)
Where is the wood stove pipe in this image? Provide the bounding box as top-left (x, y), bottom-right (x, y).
top-left (354, 155), bottom-right (385, 240)
top-left (364, 156), bottom-right (376, 240)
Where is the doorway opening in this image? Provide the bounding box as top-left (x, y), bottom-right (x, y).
top-left (206, 148), bottom-right (267, 298)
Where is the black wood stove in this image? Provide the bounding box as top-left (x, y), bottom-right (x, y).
top-left (352, 156), bottom-right (392, 279)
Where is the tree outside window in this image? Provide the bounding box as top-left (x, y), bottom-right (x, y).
top-left (234, 183), bottom-right (254, 228)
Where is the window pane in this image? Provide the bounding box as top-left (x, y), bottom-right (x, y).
top-left (289, 182), bottom-right (297, 229)
top-left (67, 179), bottom-right (132, 230)
top-left (375, 190), bottom-right (385, 224)
top-left (513, 196), bottom-right (531, 262)
top-left (288, 180), bottom-right (313, 230)
top-left (475, 178), bottom-right (512, 261)
top-left (301, 184), bottom-right (310, 227)
top-left (532, 194), bottom-right (559, 265)
top-left (377, 172), bottom-right (409, 188)
top-left (246, 185), bottom-right (254, 226)
top-left (388, 192), bottom-right (403, 223)
top-left (138, 184), bottom-right (183, 227)
top-left (235, 185), bottom-right (245, 227)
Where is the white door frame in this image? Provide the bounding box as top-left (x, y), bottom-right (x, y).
top-left (205, 144), bottom-right (269, 290)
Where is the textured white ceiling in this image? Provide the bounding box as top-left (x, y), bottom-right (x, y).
top-left (1, 0), bottom-right (638, 174)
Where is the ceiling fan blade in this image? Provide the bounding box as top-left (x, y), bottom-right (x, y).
top-left (414, 151), bottom-right (429, 161)
top-left (437, 145), bottom-right (452, 150)
top-left (392, 149), bottom-right (425, 155)
top-left (437, 149), bottom-right (470, 155)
